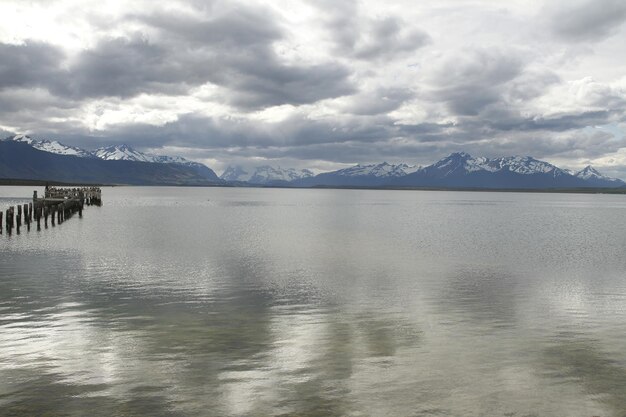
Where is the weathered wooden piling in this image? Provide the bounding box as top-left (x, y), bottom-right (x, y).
top-left (23, 204), bottom-right (29, 231)
top-left (36, 205), bottom-right (41, 231)
top-left (3, 186), bottom-right (102, 238)
top-left (7, 207), bottom-right (14, 235)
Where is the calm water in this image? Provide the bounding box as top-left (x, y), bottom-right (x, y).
top-left (1, 186), bottom-right (626, 416)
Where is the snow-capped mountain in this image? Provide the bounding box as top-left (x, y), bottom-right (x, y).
top-left (94, 144), bottom-right (210, 170)
top-left (488, 156), bottom-right (570, 177)
top-left (574, 165), bottom-right (624, 186)
top-left (294, 162), bottom-right (422, 187)
top-left (3, 133), bottom-right (624, 189)
top-left (221, 165), bottom-right (314, 184)
top-left (93, 144), bottom-right (219, 180)
top-left (2, 135), bottom-right (220, 182)
top-left (94, 144), bottom-right (154, 162)
top-left (296, 152), bottom-right (624, 189)
top-left (393, 152), bottom-right (623, 188)
top-left (418, 152), bottom-right (573, 178)
top-left (6, 134), bottom-right (94, 158)
top-left (0, 140), bottom-right (221, 185)
top-left (331, 162), bottom-right (421, 178)
top-left (221, 166), bottom-right (253, 182)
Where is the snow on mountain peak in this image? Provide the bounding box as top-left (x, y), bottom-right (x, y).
top-left (220, 165), bottom-right (314, 183)
top-left (335, 162), bottom-right (422, 178)
top-left (575, 165), bottom-right (603, 179)
top-left (488, 155), bottom-right (563, 176)
top-left (6, 134), bottom-right (94, 157)
top-left (94, 144), bottom-right (154, 162)
top-left (574, 165), bottom-right (623, 183)
top-left (9, 134), bottom-right (35, 144)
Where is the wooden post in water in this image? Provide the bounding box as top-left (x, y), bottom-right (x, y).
top-left (51, 205), bottom-right (55, 226)
top-left (8, 207), bottom-right (13, 235)
top-left (44, 206), bottom-right (49, 228)
top-left (16, 207), bottom-right (20, 234)
top-left (0, 211), bottom-right (2, 234)
top-left (16, 205), bottom-right (22, 233)
top-left (24, 204), bottom-right (30, 231)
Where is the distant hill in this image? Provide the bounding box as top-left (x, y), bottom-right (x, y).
top-left (220, 165), bottom-right (314, 185)
top-left (293, 153), bottom-right (625, 189)
top-left (0, 141), bottom-right (221, 185)
top-left (2, 133), bottom-right (624, 189)
top-left (5, 134), bottom-right (220, 182)
top-left (293, 162), bottom-right (421, 187)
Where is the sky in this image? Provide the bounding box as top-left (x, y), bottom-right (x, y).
top-left (1, 0), bottom-right (626, 177)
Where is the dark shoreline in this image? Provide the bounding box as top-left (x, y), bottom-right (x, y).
top-left (0, 178), bottom-right (111, 187)
top-left (2, 177), bottom-right (625, 194)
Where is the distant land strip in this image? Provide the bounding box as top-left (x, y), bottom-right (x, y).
top-left (0, 178), bottom-right (111, 187)
top-left (3, 177), bottom-right (625, 195)
top-left (264, 184), bottom-right (626, 194)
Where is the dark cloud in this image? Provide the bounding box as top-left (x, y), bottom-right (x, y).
top-left (487, 110), bottom-right (619, 133)
top-left (127, 6), bottom-right (355, 109)
top-left (86, 112), bottom-right (394, 151)
top-left (132, 5), bottom-right (282, 47)
top-left (550, 0), bottom-right (626, 42)
top-left (424, 49), bottom-right (524, 116)
top-left (214, 58), bottom-right (354, 109)
top-left (317, 1), bottom-right (430, 61)
top-left (1, 3), bottom-right (355, 109)
top-left (54, 36), bottom-right (192, 99)
top-left (351, 17), bottom-right (431, 61)
top-left (0, 41), bottom-right (64, 90)
top-left (0, 88), bottom-right (77, 113)
top-left (341, 87), bottom-right (414, 115)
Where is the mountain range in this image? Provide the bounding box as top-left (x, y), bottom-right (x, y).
top-left (1, 135), bottom-right (220, 185)
top-left (220, 165), bottom-right (314, 185)
top-left (1, 134), bottom-right (624, 189)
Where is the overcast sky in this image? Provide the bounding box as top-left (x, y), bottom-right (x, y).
top-left (1, 0), bottom-right (626, 177)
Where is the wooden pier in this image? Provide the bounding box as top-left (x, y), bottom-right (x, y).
top-left (2, 186), bottom-right (101, 236)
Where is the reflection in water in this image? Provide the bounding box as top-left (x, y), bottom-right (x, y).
top-left (543, 336), bottom-right (626, 416)
top-left (438, 267), bottom-right (521, 329)
top-left (1, 186), bottom-right (626, 416)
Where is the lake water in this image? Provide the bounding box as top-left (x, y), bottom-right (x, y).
top-left (1, 186), bottom-right (626, 416)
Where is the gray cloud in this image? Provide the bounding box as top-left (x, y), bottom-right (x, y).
top-left (0, 41), bottom-right (64, 90)
top-left (423, 49), bottom-right (525, 116)
top-left (549, 0), bottom-right (626, 42)
top-left (1, 3), bottom-right (355, 109)
top-left (352, 17), bottom-right (431, 61)
top-left (317, 1), bottom-right (430, 61)
top-left (128, 6), bottom-right (355, 109)
top-left (55, 36), bottom-right (192, 99)
top-left (132, 5), bottom-right (282, 47)
top-left (341, 87), bottom-right (415, 115)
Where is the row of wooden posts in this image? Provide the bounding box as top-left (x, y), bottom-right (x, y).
top-left (1, 187), bottom-right (102, 236)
